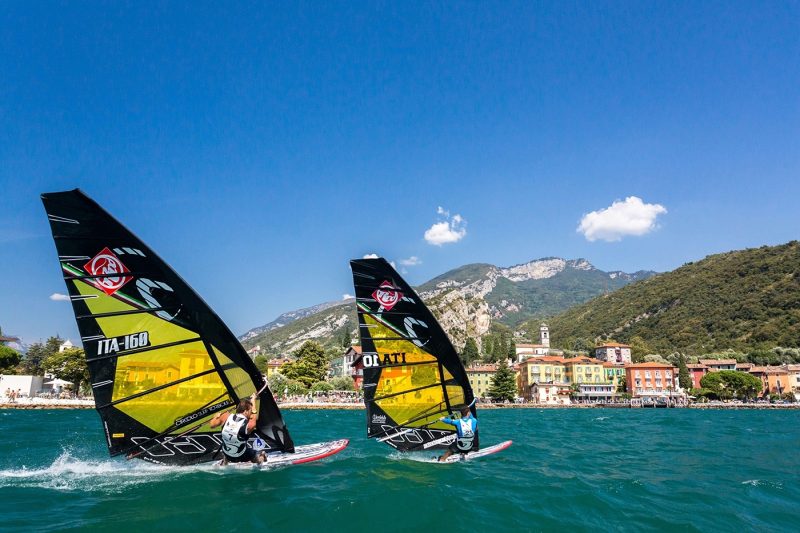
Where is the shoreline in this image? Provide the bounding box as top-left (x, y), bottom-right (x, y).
top-left (3, 401), bottom-right (799, 410)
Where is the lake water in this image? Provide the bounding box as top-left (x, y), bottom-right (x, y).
top-left (1, 408), bottom-right (798, 532)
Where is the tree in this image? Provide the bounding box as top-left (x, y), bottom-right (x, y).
top-left (22, 342), bottom-right (50, 375)
top-left (700, 370), bottom-right (762, 400)
top-left (628, 336), bottom-right (653, 363)
top-left (42, 347), bottom-right (89, 392)
top-left (460, 338), bottom-right (480, 367)
top-left (281, 341), bottom-right (329, 388)
top-left (254, 355), bottom-right (269, 374)
top-left (329, 375), bottom-right (355, 391)
top-left (488, 359), bottom-right (517, 402)
top-left (311, 381), bottom-right (334, 393)
top-left (0, 345), bottom-right (21, 373)
top-left (507, 337), bottom-right (517, 362)
top-left (677, 353), bottom-right (692, 390)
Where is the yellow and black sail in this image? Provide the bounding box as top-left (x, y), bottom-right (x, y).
top-left (350, 258), bottom-right (475, 451)
top-left (42, 189), bottom-right (293, 465)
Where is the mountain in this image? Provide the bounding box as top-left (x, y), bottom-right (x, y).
top-left (546, 241), bottom-right (800, 355)
top-left (240, 300), bottom-right (350, 342)
top-left (239, 257), bottom-right (654, 355)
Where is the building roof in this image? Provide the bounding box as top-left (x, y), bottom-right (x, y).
top-left (686, 363), bottom-right (708, 370)
top-left (625, 362), bottom-right (677, 369)
top-left (595, 343), bottom-right (630, 348)
top-left (698, 359), bottom-right (738, 365)
top-left (467, 364), bottom-right (498, 372)
top-left (736, 363), bottom-right (754, 370)
top-left (0, 335), bottom-right (19, 343)
top-left (346, 345), bottom-right (362, 354)
top-left (267, 358), bottom-right (292, 367)
top-left (563, 356), bottom-right (605, 365)
top-left (749, 366), bottom-right (789, 375)
top-left (519, 355), bottom-right (567, 365)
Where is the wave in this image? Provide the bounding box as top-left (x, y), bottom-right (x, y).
top-left (0, 450), bottom-right (226, 492)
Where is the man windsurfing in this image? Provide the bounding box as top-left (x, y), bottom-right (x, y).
top-left (210, 394), bottom-right (265, 465)
top-left (437, 406), bottom-right (479, 461)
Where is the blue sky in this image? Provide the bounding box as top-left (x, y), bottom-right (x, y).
top-left (2, 1), bottom-right (798, 345)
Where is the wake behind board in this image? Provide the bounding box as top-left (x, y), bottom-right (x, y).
top-left (219, 439), bottom-right (349, 468)
top-left (421, 440), bottom-right (512, 463)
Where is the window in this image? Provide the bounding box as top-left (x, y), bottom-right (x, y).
top-left (645, 371), bottom-right (651, 378)
top-left (655, 371), bottom-right (661, 377)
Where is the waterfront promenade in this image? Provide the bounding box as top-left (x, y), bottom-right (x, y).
top-left (2, 397), bottom-right (798, 410)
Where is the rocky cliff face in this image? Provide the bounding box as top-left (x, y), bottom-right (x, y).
top-left (239, 257), bottom-right (655, 355)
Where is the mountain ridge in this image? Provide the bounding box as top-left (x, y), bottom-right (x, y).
top-left (240, 256), bottom-right (655, 354)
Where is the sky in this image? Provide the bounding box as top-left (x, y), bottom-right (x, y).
top-left (1, 1), bottom-right (798, 346)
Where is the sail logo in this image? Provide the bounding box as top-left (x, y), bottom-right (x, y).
top-left (96, 331), bottom-right (150, 355)
top-left (372, 280), bottom-right (401, 311)
top-left (371, 414), bottom-right (387, 424)
top-left (84, 247), bottom-right (133, 296)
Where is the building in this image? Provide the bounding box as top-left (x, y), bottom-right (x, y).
top-left (350, 353), bottom-right (365, 390)
top-left (563, 357), bottom-right (606, 384)
top-left (786, 365), bottom-right (800, 400)
top-left (514, 324), bottom-right (551, 361)
top-left (0, 335), bottom-right (19, 345)
top-left (686, 363), bottom-right (709, 389)
top-left (530, 382), bottom-right (571, 405)
top-left (342, 346), bottom-right (362, 377)
top-left (625, 362), bottom-right (680, 403)
top-left (603, 362), bottom-right (626, 390)
top-left (575, 383), bottom-right (617, 403)
top-left (594, 343), bottom-right (631, 365)
top-left (517, 356), bottom-right (569, 401)
top-left (1, 375), bottom-right (44, 398)
top-left (698, 359), bottom-right (737, 372)
top-left (749, 366), bottom-right (790, 397)
top-left (246, 345), bottom-right (261, 359)
top-left (58, 339), bottom-right (74, 352)
top-left (266, 358), bottom-right (291, 378)
top-left (466, 364), bottom-right (497, 399)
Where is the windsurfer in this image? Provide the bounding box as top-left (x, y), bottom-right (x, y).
top-left (210, 394), bottom-right (265, 465)
top-left (437, 406), bottom-right (478, 462)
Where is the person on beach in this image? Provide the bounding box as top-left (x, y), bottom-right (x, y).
top-left (437, 406), bottom-right (479, 462)
top-left (209, 393), bottom-right (265, 465)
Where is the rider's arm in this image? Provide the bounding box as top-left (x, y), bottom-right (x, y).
top-left (209, 411), bottom-right (228, 428)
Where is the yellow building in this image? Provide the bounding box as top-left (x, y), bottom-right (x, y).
top-left (467, 364), bottom-right (498, 399)
top-left (266, 358), bottom-right (292, 378)
top-left (603, 362), bottom-right (626, 391)
top-left (517, 356), bottom-right (567, 400)
top-left (563, 356), bottom-right (606, 384)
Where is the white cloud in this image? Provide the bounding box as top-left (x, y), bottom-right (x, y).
top-left (362, 253), bottom-right (379, 259)
top-left (424, 208), bottom-right (467, 246)
top-left (49, 293), bottom-right (70, 301)
top-left (400, 256), bottom-right (422, 266)
top-left (577, 196), bottom-right (667, 242)
top-left (342, 293), bottom-right (354, 300)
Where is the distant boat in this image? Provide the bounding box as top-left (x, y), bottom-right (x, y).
top-left (42, 189), bottom-right (347, 466)
top-left (349, 257), bottom-right (510, 461)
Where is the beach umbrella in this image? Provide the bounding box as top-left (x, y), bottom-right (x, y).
top-left (44, 378), bottom-right (73, 387)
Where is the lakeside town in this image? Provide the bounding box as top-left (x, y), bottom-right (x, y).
top-left (3, 323), bottom-right (799, 410)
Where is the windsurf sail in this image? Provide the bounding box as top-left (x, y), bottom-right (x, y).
top-left (350, 257), bottom-right (476, 451)
top-left (42, 189), bottom-right (294, 465)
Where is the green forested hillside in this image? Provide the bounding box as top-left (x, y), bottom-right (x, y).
top-left (548, 242), bottom-right (800, 355)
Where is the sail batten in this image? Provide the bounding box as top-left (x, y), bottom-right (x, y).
top-left (350, 257), bottom-right (475, 452)
top-left (42, 189), bottom-right (294, 465)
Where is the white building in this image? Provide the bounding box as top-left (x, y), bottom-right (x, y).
top-left (1, 375), bottom-right (44, 398)
top-left (515, 324), bottom-right (553, 362)
top-left (59, 339), bottom-right (74, 352)
top-left (594, 342), bottom-right (632, 365)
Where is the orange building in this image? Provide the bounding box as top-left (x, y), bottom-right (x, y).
top-left (749, 366), bottom-right (790, 397)
top-left (686, 363), bottom-right (708, 389)
top-left (625, 362), bottom-right (680, 402)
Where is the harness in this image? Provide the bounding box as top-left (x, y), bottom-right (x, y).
top-left (455, 417), bottom-right (476, 451)
top-left (221, 413), bottom-right (249, 457)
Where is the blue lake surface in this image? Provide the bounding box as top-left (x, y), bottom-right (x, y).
top-left (1, 408), bottom-right (798, 532)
